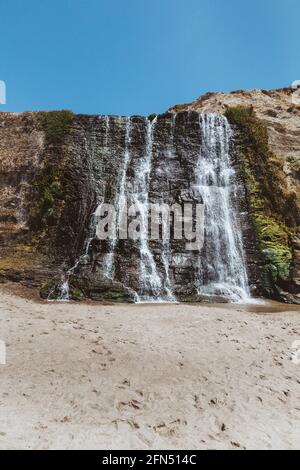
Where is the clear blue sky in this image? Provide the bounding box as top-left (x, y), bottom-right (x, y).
top-left (0, 0), bottom-right (299, 115)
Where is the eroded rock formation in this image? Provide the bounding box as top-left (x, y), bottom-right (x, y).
top-left (170, 88), bottom-right (300, 303)
top-left (0, 87), bottom-right (299, 303)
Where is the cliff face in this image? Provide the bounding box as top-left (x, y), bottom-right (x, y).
top-left (170, 88), bottom-right (300, 302)
top-left (0, 87), bottom-right (299, 303)
top-left (0, 113), bottom-right (47, 284)
top-left (170, 88), bottom-right (300, 202)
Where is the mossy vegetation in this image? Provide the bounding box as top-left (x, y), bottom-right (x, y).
top-left (0, 244), bottom-right (45, 276)
top-left (27, 111), bottom-right (73, 245)
top-left (1, 111), bottom-right (74, 294)
top-left (225, 106), bottom-right (299, 297)
top-left (40, 281), bottom-right (84, 301)
top-left (42, 110), bottom-right (73, 145)
top-left (148, 113), bottom-right (157, 122)
top-left (68, 287), bottom-right (84, 301)
top-left (29, 167), bottom-right (64, 231)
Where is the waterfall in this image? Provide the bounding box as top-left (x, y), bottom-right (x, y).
top-left (100, 116), bottom-right (132, 279)
top-left (160, 114), bottom-right (177, 302)
top-left (48, 112), bottom-right (251, 304)
top-left (100, 116), bottom-right (175, 302)
top-left (161, 242), bottom-right (176, 301)
top-left (133, 118), bottom-right (165, 302)
top-left (196, 114), bottom-right (250, 302)
top-left (104, 115), bottom-right (110, 147)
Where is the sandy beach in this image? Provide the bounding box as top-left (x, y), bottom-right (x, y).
top-left (0, 283), bottom-right (299, 450)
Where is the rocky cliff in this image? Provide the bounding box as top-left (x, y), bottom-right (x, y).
top-left (0, 87), bottom-right (299, 303)
top-left (170, 88), bottom-right (300, 303)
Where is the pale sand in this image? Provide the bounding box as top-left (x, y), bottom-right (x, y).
top-left (0, 284), bottom-right (299, 450)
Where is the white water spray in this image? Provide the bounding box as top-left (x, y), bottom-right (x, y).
top-left (196, 114), bottom-right (250, 302)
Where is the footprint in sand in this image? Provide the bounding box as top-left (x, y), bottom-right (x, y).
top-left (91, 344), bottom-right (116, 365)
top-left (153, 418), bottom-right (187, 438)
top-left (116, 399), bottom-right (143, 413)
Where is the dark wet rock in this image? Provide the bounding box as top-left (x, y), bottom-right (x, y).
top-left (0, 92), bottom-right (299, 303)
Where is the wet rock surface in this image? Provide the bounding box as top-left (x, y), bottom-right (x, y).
top-left (0, 88), bottom-right (299, 303)
top-left (170, 88), bottom-right (300, 303)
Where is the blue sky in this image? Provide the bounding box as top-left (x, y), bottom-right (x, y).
top-left (0, 0), bottom-right (299, 115)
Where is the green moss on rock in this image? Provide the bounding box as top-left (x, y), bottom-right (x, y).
top-left (89, 288), bottom-right (133, 302)
top-left (43, 110), bottom-right (73, 146)
top-left (148, 113), bottom-right (157, 122)
top-left (225, 106), bottom-right (298, 298)
top-left (27, 111), bottom-right (74, 245)
top-left (29, 167), bottom-right (64, 231)
top-left (68, 287), bottom-right (84, 301)
top-left (0, 244), bottom-right (44, 271)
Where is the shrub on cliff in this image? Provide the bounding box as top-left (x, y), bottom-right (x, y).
top-left (43, 110), bottom-right (73, 145)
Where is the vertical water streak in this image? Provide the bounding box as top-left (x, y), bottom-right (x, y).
top-left (196, 113), bottom-right (250, 302)
top-left (161, 239), bottom-right (175, 301)
top-left (104, 115), bottom-right (110, 147)
top-left (133, 118), bottom-right (164, 301)
top-left (100, 116), bottom-right (132, 279)
top-left (160, 114), bottom-right (177, 301)
top-left (48, 122), bottom-right (98, 301)
top-left (50, 112), bottom-right (250, 304)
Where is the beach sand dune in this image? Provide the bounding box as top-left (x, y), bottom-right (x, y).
top-left (0, 284), bottom-right (299, 450)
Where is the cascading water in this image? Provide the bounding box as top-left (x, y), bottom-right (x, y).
top-left (132, 118), bottom-right (165, 302)
top-left (160, 244), bottom-right (175, 301)
top-left (49, 111), bottom-right (252, 304)
top-left (98, 116), bottom-right (175, 302)
top-left (195, 113), bottom-right (250, 302)
top-left (159, 114), bottom-right (177, 302)
top-left (100, 116), bottom-right (132, 279)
